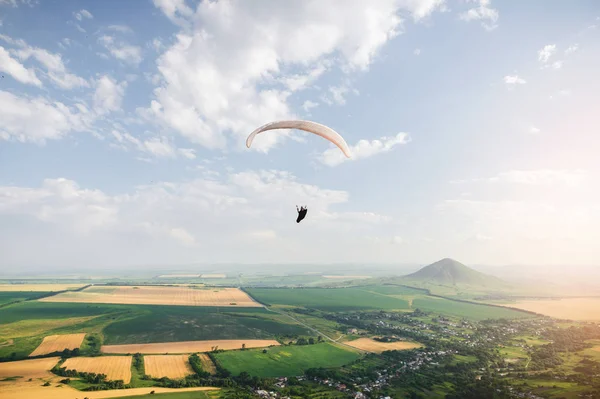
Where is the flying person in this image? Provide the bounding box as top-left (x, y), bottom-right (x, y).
top-left (296, 205), bottom-right (308, 223)
top-left (246, 120), bottom-right (351, 225)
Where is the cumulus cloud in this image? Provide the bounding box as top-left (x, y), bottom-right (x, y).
top-left (0, 46), bottom-right (42, 86)
top-left (110, 129), bottom-right (195, 160)
top-left (565, 44), bottom-right (579, 55)
top-left (529, 126), bottom-right (541, 134)
top-left (459, 0), bottom-right (499, 31)
top-left (142, 0), bottom-right (445, 152)
top-left (302, 100), bottom-right (319, 113)
top-left (0, 90), bottom-right (91, 144)
top-left (93, 75), bottom-right (127, 114)
top-left (98, 35), bottom-right (143, 66)
top-left (318, 132), bottom-right (411, 167)
top-left (538, 44), bottom-right (556, 63)
top-left (0, 34), bottom-right (88, 89)
top-left (503, 75), bottom-right (526, 85)
top-left (74, 9), bottom-right (93, 21)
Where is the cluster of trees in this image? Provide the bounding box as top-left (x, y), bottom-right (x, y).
top-left (295, 336), bottom-right (322, 345)
top-left (188, 354), bottom-right (211, 378)
top-left (84, 335), bottom-right (101, 356)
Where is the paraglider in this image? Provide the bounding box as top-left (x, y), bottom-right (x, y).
top-left (246, 120), bottom-right (351, 224)
top-left (245, 120), bottom-right (352, 158)
top-left (296, 206), bottom-right (308, 223)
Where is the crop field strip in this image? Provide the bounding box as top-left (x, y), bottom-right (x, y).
top-left (144, 355), bottom-right (194, 379)
top-left (40, 286), bottom-right (262, 307)
top-left (498, 297), bottom-right (600, 320)
top-left (247, 286), bottom-right (532, 320)
top-left (0, 356), bottom-right (60, 380)
top-left (29, 333), bottom-right (86, 356)
top-left (0, 284), bottom-right (87, 292)
top-left (62, 356), bottom-right (133, 383)
top-left (344, 338), bottom-right (423, 353)
top-left (102, 339), bottom-right (280, 354)
top-left (213, 342), bottom-right (361, 378)
top-left (198, 353), bottom-right (217, 374)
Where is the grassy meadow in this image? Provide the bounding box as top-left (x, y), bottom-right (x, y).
top-left (248, 285), bottom-right (533, 320)
top-left (213, 342), bottom-right (361, 377)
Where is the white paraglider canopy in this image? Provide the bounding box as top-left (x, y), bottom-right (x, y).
top-left (246, 120), bottom-right (352, 158)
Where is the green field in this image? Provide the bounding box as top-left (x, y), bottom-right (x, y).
top-left (0, 291), bottom-right (49, 305)
top-left (103, 306), bottom-right (310, 344)
top-left (0, 301), bottom-right (311, 360)
top-left (248, 286), bottom-right (532, 320)
top-left (214, 342), bottom-right (361, 377)
top-left (247, 288), bottom-right (410, 311)
top-left (411, 297), bottom-right (531, 320)
top-left (117, 391), bottom-right (217, 399)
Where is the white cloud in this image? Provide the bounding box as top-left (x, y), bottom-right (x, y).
top-left (93, 75), bottom-right (127, 114)
top-left (322, 82), bottom-right (358, 106)
top-left (143, 0), bottom-right (445, 152)
top-left (152, 0), bottom-right (194, 28)
top-left (529, 126), bottom-right (540, 134)
top-left (302, 100), bottom-right (319, 113)
top-left (98, 35), bottom-right (143, 66)
top-left (74, 9), bottom-right (93, 21)
top-left (413, 48), bottom-right (421, 55)
top-left (15, 46), bottom-right (89, 89)
top-left (565, 44), bottom-right (579, 55)
top-left (1, 34), bottom-right (88, 89)
top-left (0, 170), bottom-right (391, 263)
top-left (459, 0), bottom-right (499, 31)
top-left (503, 75), bottom-right (526, 85)
top-left (110, 129), bottom-right (197, 160)
top-left (318, 132), bottom-right (411, 167)
top-left (178, 148), bottom-right (196, 159)
top-left (538, 44), bottom-right (556, 63)
top-left (546, 60), bottom-right (563, 70)
top-left (0, 46), bottom-right (42, 86)
top-left (0, 90), bottom-right (91, 144)
top-left (0, 0), bottom-right (37, 7)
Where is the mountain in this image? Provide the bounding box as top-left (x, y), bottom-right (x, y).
top-left (402, 258), bottom-right (511, 289)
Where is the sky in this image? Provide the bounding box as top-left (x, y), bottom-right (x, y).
top-left (1, 0), bottom-right (599, 270)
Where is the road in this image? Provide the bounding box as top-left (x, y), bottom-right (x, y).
top-left (265, 306), bottom-right (367, 353)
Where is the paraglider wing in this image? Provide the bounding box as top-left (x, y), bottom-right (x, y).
top-left (246, 120), bottom-right (352, 158)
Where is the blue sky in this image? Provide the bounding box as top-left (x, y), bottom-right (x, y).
top-left (1, 0), bottom-right (599, 269)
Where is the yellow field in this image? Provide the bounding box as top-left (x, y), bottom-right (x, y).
top-left (345, 338), bottom-right (423, 353)
top-left (39, 285), bottom-right (261, 307)
top-left (158, 274), bottom-right (201, 278)
top-left (201, 274), bottom-right (226, 278)
top-left (144, 355), bottom-right (193, 379)
top-left (504, 298), bottom-right (600, 320)
top-left (0, 317), bottom-right (97, 339)
top-left (0, 356), bottom-right (218, 399)
top-left (0, 284), bottom-right (86, 292)
top-left (62, 356), bottom-right (132, 383)
top-left (0, 357), bottom-right (59, 380)
top-left (198, 353), bottom-right (217, 374)
top-left (29, 333), bottom-right (86, 357)
top-left (0, 385), bottom-right (218, 399)
top-left (102, 339), bottom-right (280, 354)
top-left (322, 275), bottom-right (371, 279)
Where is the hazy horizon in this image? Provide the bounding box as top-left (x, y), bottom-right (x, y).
top-left (1, 0), bottom-right (599, 270)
